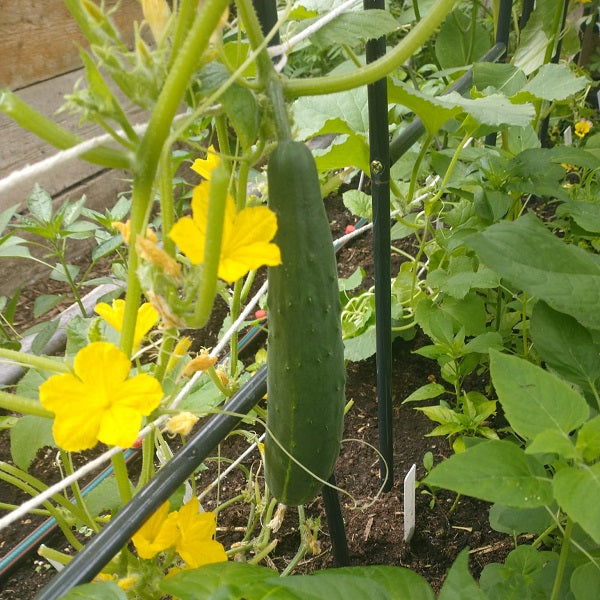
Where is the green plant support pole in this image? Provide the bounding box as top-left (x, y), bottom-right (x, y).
top-left (252, 0), bottom-right (280, 45)
top-left (364, 0), bottom-right (393, 491)
top-left (485, 0), bottom-right (513, 146)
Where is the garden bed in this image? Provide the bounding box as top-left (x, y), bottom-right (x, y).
top-left (0, 193), bottom-right (512, 598)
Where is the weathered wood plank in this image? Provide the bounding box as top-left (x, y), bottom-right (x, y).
top-left (1, 0), bottom-right (143, 90)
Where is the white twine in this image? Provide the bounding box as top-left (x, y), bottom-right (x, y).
top-left (0, 114), bottom-right (189, 197)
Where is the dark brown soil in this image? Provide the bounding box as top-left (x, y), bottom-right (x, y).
top-left (0, 192), bottom-right (512, 598)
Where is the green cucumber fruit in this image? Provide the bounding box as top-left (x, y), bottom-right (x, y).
top-left (265, 140), bottom-right (346, 506)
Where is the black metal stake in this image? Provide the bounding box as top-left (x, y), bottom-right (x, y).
top-left (364, 0), bottom-right (393, 492)
top-left (322, 473), bottom-right (350, 567)
top-left (36, 367), bottom-right (268, 600)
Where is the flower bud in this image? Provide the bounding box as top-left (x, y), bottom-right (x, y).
top-left (166, 412), bottom-right (199, 436)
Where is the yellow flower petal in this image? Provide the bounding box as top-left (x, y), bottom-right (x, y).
top-left (39, 342), bottom-right (163, 451)
top-left (169, 216), bottom-right (205, 264)
top-left (191, 146), bottom-right (220, 180)
top-left (166, 412), bottom-right (199, 436)
top-left (94, 299), bottom-right (159, 348)
top-left (174, 498), bottom-right (227, 568)
top-left (132, 501), bottom-right (179, 559)
top-left (170, 181), bottom-right (281, 283)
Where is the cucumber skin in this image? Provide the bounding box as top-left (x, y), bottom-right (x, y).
top-left (265, 140), bottom-right (346, 506)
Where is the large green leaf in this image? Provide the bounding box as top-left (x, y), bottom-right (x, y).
top-left (438, 549), bottom-right (487, 600)
top-left (308, 10), bottom-right (400, 47)
top-left (292, 87), bottom-right (369, 140)
top-left (553, 464), bottom-right (600, 544)
top-left (435, 8), bottom-right (492, 69)
top-left (314, 134), bottom-right (370, 173)
top-left (314, 566), bottom-right (434, 600)
top-left (556, 200), bottom-right (600, 234)
top-left (531, 301), bottom-right (600, 392)
top-left (489, 350), bottom-right (589, 442)
top-left (472, 62), bottom-right (527, 96)
top-left (61, 581), bottom-right (127, 600)
top-left (514, 63), bottom-right (589, 103)
top-left (465, 214), bottom-right (600, 331)
top-left (425, 439), bottom-right (553, 507)
top-left (10, 415), bottom-right (56, 470)
top-left (571, 562), bottom-right (600, 600)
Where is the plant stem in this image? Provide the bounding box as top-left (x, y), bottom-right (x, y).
top-left (283, 0), bottom-right (457, 97)
top-left (0, 389), bottom-right (54, 418)
top-left (0, 347), bottom-right (70, 374)
top-left (281, 506), bottom-right (309, 576)
top-left (550, 517), bottom-right (573, 600)
top-left (120, 0), bottom-right (231, 356)
top-left (111, 451), bottom-right (132, 506)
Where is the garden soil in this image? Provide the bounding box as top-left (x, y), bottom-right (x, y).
top-left (0, 193), bottom-right (513, 598)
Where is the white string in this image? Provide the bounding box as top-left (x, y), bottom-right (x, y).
top-left (268, 0), bottom-right (362, 60)
top-left (0, 114), bottom-right (189, 197)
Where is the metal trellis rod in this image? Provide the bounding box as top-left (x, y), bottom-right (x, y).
top-left (364, 0), bottom-right (393, 492)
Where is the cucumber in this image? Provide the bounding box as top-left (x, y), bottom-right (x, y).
top-left (265, 140), bottom-right (346, 506)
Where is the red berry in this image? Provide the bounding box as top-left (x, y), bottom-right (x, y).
top-left (255, 309), bottom-right (267, 319)
top-left (345, 224), bottom-right (356, 234)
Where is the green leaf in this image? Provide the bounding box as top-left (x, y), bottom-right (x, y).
top-left (343, 324), bottom-right (376, 362)
top-left (462, 332), bottom-right (504, 354)
top-left (292, 88), bottom-right (369, 140)
top-left (315, 566), bottom-right (435, 599)
top-left (515, 63), bottom-right (589, 103)
top-left (314, 134), bottom-right (370, 173)
top-left (439, 548), bottom-right (486, 600)
top-left (435, 8), bottom-right (492, 69)
top-left (403, 383), bottom-right (446, 403)
top-left (0, 235), bottom-right (33, 259)
top-left (342, 189), bottom-right (372, 220)
top-left (556, 200), bottom-right (600, 234)
top-left (553, 464), bottom-right (600, 544)
top-left (60, 581), bottom-right (127, 600)
top-left (0, 415), bottom-right (18, 430)
top-left (531, 301), bottom-right (600, 392)
top-left (31, 319), bottom-right (60, 355)
top-left (50, 262), bottom-right (80, 283)
top-left (465, 213), bottom-right (600, 331)
top-left (570, 562), bottom-right (600, 600)
top-left (275, 573), bottom-right (389, 599)
top-left (526, 430), bottom-right (579, 459)
top-left (490, 350), bottom-right (589, 441)
top-left (177, 376), bottom-right (225, 416)
top-left (34, 294), bottom-right (65, 319)
top-left (489, 503), bottom-right (554, 536)
top-left (10, 415), bottom-right (56, 470)
top-left (27, 184), bottom-right (53, 222)
top-left (473, 62), bottom-right (527, 96)
top-left (576, 416), bottom-right (600, 462)
top-left (0, 204), bottom-right (21, 233)
top-left (160, 562), bottom-right (287, 599)
top-left (83, 477), bottom-right (131, 520)
top-left (308, 10), bottom-right (400, 47)
top-left (338, 267), bottom-right (364, 292)
top-left (425, 439), bottom-right (553, 508)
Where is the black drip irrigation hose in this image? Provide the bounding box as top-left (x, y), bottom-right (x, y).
top-left (35, 367), bottom-right (268, 600)
top-left (364, 0), bottom-right (393, 493)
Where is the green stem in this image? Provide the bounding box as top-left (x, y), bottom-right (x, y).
top-left (169, 0), bottom-right (200, 70)
top-left (0, 502), bottom-right (50, 516)
top-left (187, 162), bottom-right (230, 328)
top-left (229, 280), bottom-right (243, 379)
top-left (60, 450), bottom-right (100, 533)
top-left (38, 545), bottom-right (74, 566)
top-left (138, 429), bottom-right (156, 489)
top-left (407, 133), bottom-right (434, 204)
top-left (0, 348), bottom-right (70, 374)
top-left (0, 389), bottom-right (54, 418)
top-left (522, 291), bottom-right (528, 358)
top-left (111, 451), bottom-right (132, 506)
top-left (283, 0), bottom-right (457, 97)
top-left (281, 506), bottom-right (309, 576)
top-left (0, 90), bottom-right (131, 170)
top-left (550, 517), bottom-right (573, 600)
top-left (159, 148), bottom-right (176, 256)
top-left (215, 114), bottom-right (232, 157)
top-left (120, 0), bottom-right (231, 356)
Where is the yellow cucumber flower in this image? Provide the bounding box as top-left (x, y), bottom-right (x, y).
top-left (173, 497), bottom-right (227, 568)
top-left (166, 412), bottom-right (199, 436)
top-left (132, 498), bottom-right (226, 568)
top-left (182, 349), bottom-right (217, 377)
top-left (575, 118), bottom-right (593, 138)
top-left (39, 342), bottom-right (163, 451)
top-left (165, 336), bottom-right (192, 374)
top-left (191, 146), bottom-right (220, 180)
top-left (169, 181), bottom-right (281, 283)
top-left (136, 236), bottom-right (182, 279)
top-left (132, 501), bottom-right (179, 559)
top-left (142, 0), bottom-right (171, 42)
top-left (95, 299), bottom-right (159, 348)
